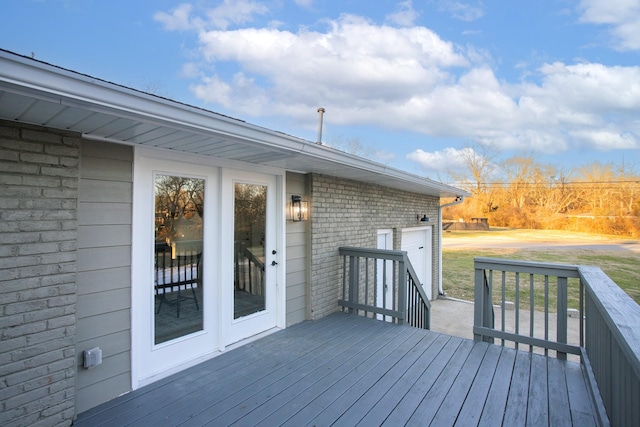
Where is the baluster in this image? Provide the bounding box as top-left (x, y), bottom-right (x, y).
top-left (557, 276), bottom-right (568, 360)
top-left (530, 273), bottom-right (534, 352)
top-left (544, 275), bottom-right (549, 357)
top-left (501, 271), bottom-right (506, 346)
top-left (515, 272), bottom-right (520, 350)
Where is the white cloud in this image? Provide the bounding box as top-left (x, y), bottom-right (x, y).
top-left (407, 147), bottom-right (467, 172)
top-left (157, 4), bottom-right (640, 161)
top-left (386, 0), bottom-right (419, 27)
top-left (294, 0), bottom-right (314, 9)
top-left (407, 146), bottom-right (489, 178)
top-left (570, 129), bottom-right (639, 150)
top-left (154, 1), bottom-right (269, 31)
top-left (578, 0), bottom-right (640, 50)
top-left (438, 0), bottom-right (484, 22)
top-left (154, 3), bottom-right (196, 31)
top-left (205, 0), bottom-right (269, 30)
top-left (190, 14), bottom-right (468, 120)
top-left (535, 62), bottom-right (640, 113)
top-left (399, 61), bottom-right (640, 156)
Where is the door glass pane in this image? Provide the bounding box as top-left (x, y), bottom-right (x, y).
top-left (154, 175), bottom-right (204, 344)
top-left (234, 183), bottom-right (267, 319)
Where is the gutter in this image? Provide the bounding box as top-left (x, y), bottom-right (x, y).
top-left (438, 196), bottom-right (465, 296)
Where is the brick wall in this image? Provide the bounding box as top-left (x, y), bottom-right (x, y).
top-left (0, 120), bottom-right (79, 427)
top-left (309, 174), bottom-right (440, 320)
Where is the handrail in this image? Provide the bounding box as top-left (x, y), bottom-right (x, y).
top-left (474, 257), bottom-right (640, 426)
top-left (405, 257), bottom-right (431, 329)
top-left (235, 242), bottom-right (265, 296)
top-left (338, 246), bottom-right (430, 329)
top-left (579, 265), bottom-right (640, 427)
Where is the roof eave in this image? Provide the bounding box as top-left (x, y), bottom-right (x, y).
top-left (0, 49), bottom-right (469, 199)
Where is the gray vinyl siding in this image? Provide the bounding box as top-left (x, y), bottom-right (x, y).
top-left (75, 141), bottom-right (133, 413)
top-left (285, 172), bottom-right (310, 326)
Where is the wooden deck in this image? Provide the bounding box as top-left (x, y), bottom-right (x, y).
top-left (74, 312), bottom-right (600, 426)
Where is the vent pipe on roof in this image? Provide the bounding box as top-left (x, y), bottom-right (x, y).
top-left (316, 107), bottom-right (325, 144)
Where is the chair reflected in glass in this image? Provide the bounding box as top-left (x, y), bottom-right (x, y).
top-left (154, 241), bottom-right (203, 344)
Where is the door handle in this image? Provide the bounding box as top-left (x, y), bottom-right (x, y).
top-left (271, 260), bottom-right (278, 266)
top-left (419, 246), bottom-right (424, 249)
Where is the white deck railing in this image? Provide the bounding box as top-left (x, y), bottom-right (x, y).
top-left (473, 257), bottom-right (639, 426)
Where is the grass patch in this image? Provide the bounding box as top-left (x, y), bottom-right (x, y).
top-left (442, 248), bottom-right (640, 308)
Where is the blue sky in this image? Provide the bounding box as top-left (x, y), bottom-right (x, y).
top-left (3, 0), bottom-right (639, 181)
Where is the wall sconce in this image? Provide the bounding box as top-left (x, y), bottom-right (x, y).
top-left (291, 195), bottom-right (309, 221)
top-left (418, 215), bottom-right (430, 222)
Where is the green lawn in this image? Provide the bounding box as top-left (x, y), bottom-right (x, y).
top-left (441, 232), bottom-right (640, 308)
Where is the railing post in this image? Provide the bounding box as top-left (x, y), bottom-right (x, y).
top-left (473, 264), bottom-right (494, 344)
top-left (484, 271), bottom-right (494, 341)
top-left (557, 276), bottom-right (568, 360)
top-left (397, 259), bottom-right (406, 325)
top-left (348, 255), bottom-right (359, 314)
top-left (474, 266), bottom-right (484, 342)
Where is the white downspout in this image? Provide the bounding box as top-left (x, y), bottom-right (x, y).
top-left (438, 196), bottom-right (464, 296)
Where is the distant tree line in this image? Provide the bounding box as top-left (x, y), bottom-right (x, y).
top-left (442, 147), bottom-right (640, 238)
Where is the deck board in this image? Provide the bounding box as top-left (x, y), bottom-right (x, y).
top-left (353, 333), bottom-right (448, 426)
top-left (455, 343), bottom-right (502, 425)
top-left (408, 339), bottom-right (475, 423)
top-left (277, 332), bottom-right (426, 426)
top-left (431, 341), bottom-right (489, 426)
top-left (143, 314), bottom-right (378, 426)
top-left (381, 337), bottom-right (463, 426)
top-left (305, 327), bottom-right (425, 426)
top-left (121, 314), bottom-right (361, 426)
top-left (267, 327), bottom-right (418, 426)
top-left (215, 320), bottom-right (400, 425)
top-left (548, 357), bottom-right (572, 426)
top-left (74, 312), bottom-right (602, 427)
top-left (105, 315), bottom-right (339, 422)
top-left (476, 347), bottom-right (516, 427)
top-left (527, 354), bottom-right (549, 426)
top-left (502, 350), bottom-right (531, 426)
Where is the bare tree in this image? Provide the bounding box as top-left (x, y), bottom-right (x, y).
top-left (328, 136), bottom-right (377, 159)
top-left (448, 143), bottom-right (498, 216)
top-left (501, 154), bottom-right (536, 209)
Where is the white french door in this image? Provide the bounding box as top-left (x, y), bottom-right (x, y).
top-left (132, 154), bottom-right (220, 386)
top-left (132, 150), bottom-right (284, 388)
top-left (222, 169), bottom-right (279, 346)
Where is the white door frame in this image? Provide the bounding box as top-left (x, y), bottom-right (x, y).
top-left (131, 147), bottom-right (286, 388)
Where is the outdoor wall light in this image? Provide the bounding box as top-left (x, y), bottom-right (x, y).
top-left (419, 215), bottom-right (430, 222)
top-left (291, 195), bottom-right (309, 221)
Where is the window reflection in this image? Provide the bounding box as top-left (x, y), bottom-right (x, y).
top-left (154, 175), bottom-right (204, 344)
top-left (234, 183), bottom-right (267, 318)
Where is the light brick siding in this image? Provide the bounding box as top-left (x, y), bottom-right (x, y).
top-left (0, 120), bottom-right (78, 427)
top-left (309, 174), bottom-right (440, 320)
